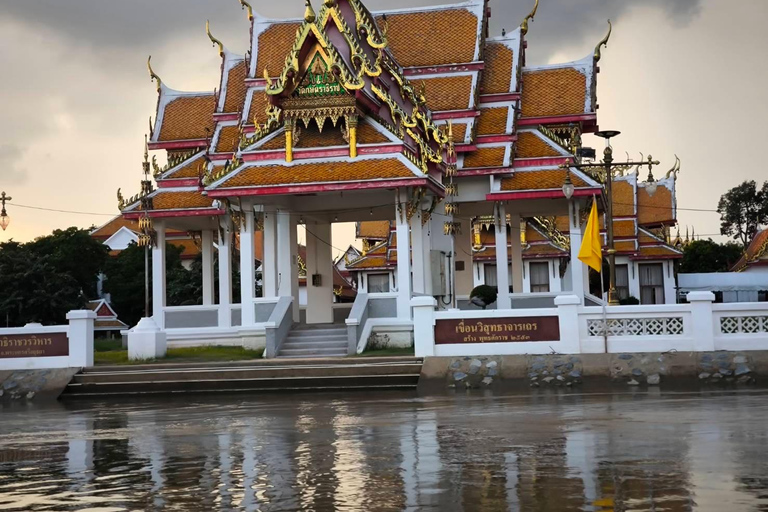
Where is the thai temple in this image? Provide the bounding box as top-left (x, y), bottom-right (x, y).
top-left (117, 0), bottom-right (683, 356)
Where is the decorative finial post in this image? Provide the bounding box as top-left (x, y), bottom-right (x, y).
top-left (304, 0), bottom-right (316, 23)
top-left (206, 20), bottom-right (225, 57)
top-left (594, 19), bottom-right (612, 62)
top-left (0, 191), bottom-right (12, 231)
top-left (520, 0), bottom-right (539, 36)
top-left (238, 0), bottom-right (254, 21)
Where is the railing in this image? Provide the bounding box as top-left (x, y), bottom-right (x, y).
top-left (265, 297), bottom-right (294, 358)
top-left (714, 303), bottom-right (768, 351)
top-left (165, 305), bottom-right (220, 329)
top-left (346, 293), bottom-right (403, 353)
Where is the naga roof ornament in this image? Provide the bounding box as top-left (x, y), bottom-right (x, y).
top-left (147, 56), bottom-right (161, 92)
top-left (665, 155), bottom-right (681, 180)
top-left (520, 0), bottom-right (539, 36)
top-left (206, 20), bottom-right (225, 57)
top-left (238, 0), bottom-right (254, 21)
top-left (304, 0), bottom-right (317, 23)
top-left (594, 19), bottom-right (612, 62)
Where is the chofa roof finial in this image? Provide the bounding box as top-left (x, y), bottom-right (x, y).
top-left (520, 0), bottom-right (539, 36)
top-left (594, 19), bottom-right (612, 62)
top-left (665, 155), bottom-right (681, 180)
top-left (238, 0), bottom-right (254, 21)
top-left (147, 56), bottom-right (161, 92)
top-left (304, 0), bottom-right (316, 23)
top-left (206, 20), bottom-right (225, 57)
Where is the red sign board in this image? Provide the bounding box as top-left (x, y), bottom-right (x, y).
top-left (0, 332), bottom-right (69, 358)
top-left (435, 317), bottom-right (560, 344)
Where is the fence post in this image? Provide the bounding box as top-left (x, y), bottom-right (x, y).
top-left (555, 295), bottom-right (583, 354)
top-left (688, 291), bottom-right (716, 351)
top-left (411, 296), bottom-right (436, 357)
top-left (66, 310), bottom-right (97, 368)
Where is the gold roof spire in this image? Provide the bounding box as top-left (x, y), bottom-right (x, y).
top-left (520, 0), bottom-right (539, 36)
top-left (206, 20), bottom-right (225, 57)
top-left (665, 155), bottom-right (681, 180)
top-left (238, 0), bottom-right (254, 21)
top-left (304, 0), bottom-right (316, 23)
top-left (594, 19), bottom-right (612, 62)
top-left (147, 56), bottom-right (161, 92)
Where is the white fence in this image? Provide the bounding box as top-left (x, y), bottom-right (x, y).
top-left (412, 292), bottom-right (768, 357)
top-left (0, 311), bottom-right (96, 370)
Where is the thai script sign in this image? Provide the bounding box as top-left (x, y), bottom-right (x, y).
top-left (296, 53), bottom-right (344, 98)
top-left (435, 317), bottom-right (560, 344)
top-left (0, 332), bottom-right (69, 358)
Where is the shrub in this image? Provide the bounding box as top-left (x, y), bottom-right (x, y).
top-left (470, 285), bottom-right (498, 309)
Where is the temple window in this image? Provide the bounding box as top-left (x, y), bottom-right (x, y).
top-left (368, 273), bottom-right (390, 293)
top-left (615, 264), bottom-right (630, 301)
top-left (529, 262), bottom-right (550, 293)
top-left (639, 263), bottom-right (665, 305)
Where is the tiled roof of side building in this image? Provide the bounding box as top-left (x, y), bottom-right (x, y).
top-left (91, 216), bottom-right (139, 239)
top-left (635, 245), bottom-right (683, 259)
top-left (501, 169), bottom-right (589, 191)
top-left (731, 228), bottom-right (768, 272)
top-left (521, 67), bottom-right (588, 118)
top-left (480, 42), bottom-right (514, 94)
top-left (133, 190), bottom-right (214, 211)
top-left (356, 221), bottom-right (392, 240)
top-left (157, 94), bottom-right (217, 142)
top-left (611, 180), bottom-right (636, 217)
top-left (411, 75), bottom-right (475, 112)
top-left (215, 125), bottom-right (241, 153)
top-left (246, 92), bottom-right (269, 126)
top-left (462, 146), bottom-right (506, 169)
top-left (163, 153), bottom-right (207, 179)
top-left (374, 7), bottom-right (480, 68)
top-left (523, 243), bottom-right (569, 258)
top-left (216, 158), bottom-right (417, 189)
top-left (255, 22), bottom-right (303, 77)
top-left (515, 132), bottom-right (562, 159)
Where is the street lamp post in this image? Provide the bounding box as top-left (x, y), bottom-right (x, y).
top-left (137, 136), bottom-right (156, 318)
top-left (0, 192), bottom-right (12, 231)
top-left (564, 130), bottom-right (660, 306)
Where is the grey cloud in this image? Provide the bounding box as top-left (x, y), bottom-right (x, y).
top-left (0, 145), bottom-right (28, 185)
top-left (0, 0), bottom-right (701, 63)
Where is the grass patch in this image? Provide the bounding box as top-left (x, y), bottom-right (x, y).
top-left (94, 345), bottom-right (264, 366)
top-left (95, 338), bottom-right (123, 352)
top-left (355, 347), bottom-right (415, 357)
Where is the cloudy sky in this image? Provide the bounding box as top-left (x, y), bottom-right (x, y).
top-left (1, 0), bottom-right (767, 252)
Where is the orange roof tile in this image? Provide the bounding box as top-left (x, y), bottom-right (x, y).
top-left (521, 68), bottom-right (587, 118)
top-left (638, 185), bottom-right (674, 225)
top-left (449, 122), bottom-right (469, 143)
top-left (481, 42), bottom-right (514, 95)
top-left (476, 107), bottom-right (509, 136)
top-left (296, 120), bottom-right (347, 148)
top-left (357, 221), bottom-right (391, 240)
top-left (463, 146), bottom-right (506, 168)
top-left (159, 94), bottom-right (216, 141)
top-left (166, 156), bottom-right (205, 179)
top-left (256, 22), bottom-right (302, 77)
top-left (216, 125), bottom-right (240, 153)
top-left (523, 243), bottom-right (569, 257)
top-left (92, 216), bottom-right (139, 239)
top-left (376, 9), bottom-right (479, 68)
top-left (142, 191), bottom-right (214, 211)
top-left (636, 245), bottom-right (682, 258)
top-left (258, 133), bottom-right (286, 150)
top-left (501, 169), bottom-right (588, 191)
top-left (223, 61), bottom-right (247, 113)
top-left (358, 122), bottom-right (391, 144)
top-left (515, 132), bottom-right (561, 159)
top-left (170, 238), bottom-right (201, 259)
top-left (410, 75), bottom-right (474, 112)
top-left (613, 240), bottom-right (637, 253)
top-left (347, 256), bottom-right (389, 269)
top-left (525, 223), bottom-right (548, 243)
top-left (248, 91), bottom-right (269, 126)
top-left (612, 180), bottom-right (635, 217)
top-left (218, 158), bottom-right (416, 188)
top-left (612, 219), bottom-right (637, 238)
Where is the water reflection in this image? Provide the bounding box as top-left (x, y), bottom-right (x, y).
top-left (1, 390), bottom-right (768, 510)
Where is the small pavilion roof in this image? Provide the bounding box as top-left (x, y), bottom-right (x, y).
top-left (731, 228), bottom-right (768, 272)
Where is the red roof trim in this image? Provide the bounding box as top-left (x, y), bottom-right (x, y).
top-left (207, 177), bottom-right (444, 198)
top-left (476, 134), bottom-right (516, 144)
top-left (457, 167), bottom-right (513, 177)
top-left (158, 178), bottom-right (199, 188)
top-left (403, 61), bottom-right (484, 76)
top-left (213, 113), bottom-right (240, 122)
top-left (513, 157), bottom-right (572, 168)
top-left (479, 93), bottom-right (521, 103)
top-left (518, 114), bottom-right (596, 126)
top-left (125, 208), bottom-right (226, 219)
top-left (432, 110), bottom-right (481, 121)
top-left (148, 139), bottom-right (208, 151)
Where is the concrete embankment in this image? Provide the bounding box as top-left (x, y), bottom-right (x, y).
top-left (0, 368), bottom-right (79, 404)
top-left (419, 351), bottom-right (768, 391)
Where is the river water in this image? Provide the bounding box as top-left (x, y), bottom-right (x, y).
top-left (1, 389), bottom-right (768, 511)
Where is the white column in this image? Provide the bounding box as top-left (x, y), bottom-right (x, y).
top-left (568, 200), bottom-right (586, 304)
top-left (664, 260), bottom-right (677, 304)
top-left (396, 190), bottom-right (413, 319)
top-left (411, 211), bottom-right (427, 295)
top-left (509, 214), bottom-right (523, 294)
top-left (277, 211), bottom-right (300, 322)
top-left (305, 221), bottom-right (334, 324)
top-left (240, 208), bottom-right (256, 326)
top-left (201, 230), bottom-right (215, 306)
top-left (689, 291), bottom-right (716, 351)
top-left (555, 294), bottom-right (582, 353)
top-left (494, 202), bottom-right (511, 309)
top-left (152, 220), bottom-right (166, 327)
top-left (411, 296), bottom-right (436, 357)
top-left (263, 208), bottom-right (278, 298)
top-left (218, 218), bottom-right (233, 328)
top-left (66, 310), bottom-right (97, 367)
top-left (454, 216), bottom-right (474, 301)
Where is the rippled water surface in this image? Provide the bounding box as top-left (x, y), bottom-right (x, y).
top-left (2, 389), bottom-right (768, 511)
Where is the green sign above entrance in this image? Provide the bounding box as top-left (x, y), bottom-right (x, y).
top-left (296, 53), bottom-right (344, 98)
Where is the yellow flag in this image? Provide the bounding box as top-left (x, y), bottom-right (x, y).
top-left (578, 198), bottom-right (602, 272)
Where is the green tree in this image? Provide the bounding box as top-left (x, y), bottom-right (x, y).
top-left (680, 239), bottom-right (744, 273)
top-left (27, 227), bottom-right (109, 298)
top-left (0, 241), bottom-right (85, 326)
top-left (717, 180), bottom-right (768, 247)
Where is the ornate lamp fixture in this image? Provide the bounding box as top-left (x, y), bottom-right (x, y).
top-left (0, 191), bottom-right (11, 231)
top-left (644, 155), bottom-right (659, 197)
top-left (562, 170), bottom-right (575, 200)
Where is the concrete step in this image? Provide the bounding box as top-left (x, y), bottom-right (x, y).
top-left (283, 333), bottom-right (347, 343)
top-left (286, 329), bottom-right (347, 338)
top-left (281, 344), bottom-right (347, 352)
top-left (278, 347), bottom-right (350, 357)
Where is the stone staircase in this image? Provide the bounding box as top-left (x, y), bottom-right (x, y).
top-left (60, 357), bottom-right (423, 397)
top-left (277, 324), bottom-right (349, 358)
